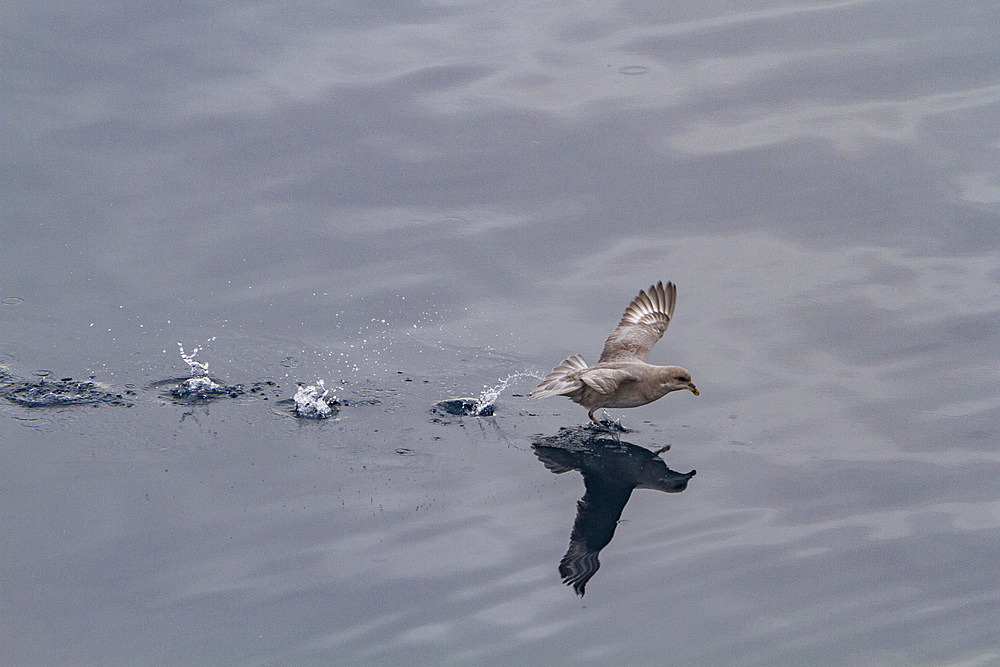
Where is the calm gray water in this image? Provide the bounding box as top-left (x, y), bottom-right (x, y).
top-left (3, 1), bottom-right (999, 664)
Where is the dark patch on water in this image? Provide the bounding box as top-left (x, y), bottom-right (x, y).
top-left (1, 375), bottom-right (135, 408)
top-left (432, 397), bottom-right (493, 417)
top-left (148, 377), bottom-right (283, 405)
top-left (157, 377), bottom-right (245, 403)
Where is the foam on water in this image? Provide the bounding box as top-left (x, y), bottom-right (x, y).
top-left (178, 375), bottom-right (220, 394)
top-left (293, 380), bottom-right (337, 419)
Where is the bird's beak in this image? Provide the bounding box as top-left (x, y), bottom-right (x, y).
top-left (689, 384), bottom-right (699, 396)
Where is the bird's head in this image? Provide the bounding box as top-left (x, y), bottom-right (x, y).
top-left (657, 366), bottom-right (699, 397)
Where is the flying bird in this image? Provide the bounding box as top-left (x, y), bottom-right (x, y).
top-left (531, 281), bottom-right (698, 427)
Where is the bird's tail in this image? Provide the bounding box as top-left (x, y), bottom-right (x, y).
top-left (530, 354), bottom-right (588, 399)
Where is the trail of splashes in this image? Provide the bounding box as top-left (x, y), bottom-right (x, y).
top-left (473, 371), bottom-right (543, 416)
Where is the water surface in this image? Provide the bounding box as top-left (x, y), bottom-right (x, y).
top-left (3, 1), bottom-right (999, 664)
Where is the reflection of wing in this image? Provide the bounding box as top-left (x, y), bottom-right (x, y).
top-left (559, 474), bottom-right (633, 596)
top-left (533, 433), bottom-right (696, 596)
top-left (598, 281), bottom-right (675, 363)
top-left (532, 445), bottom-right (579, 475)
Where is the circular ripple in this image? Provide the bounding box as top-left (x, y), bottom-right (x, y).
top-left (618, 65), bottom-right (649, 75)
top-left (11, 414), bottom-right (49, 429)
top-left (269, 399), bottom-right (298, 419)
top-left (1, 296), bottom-right (25, 306)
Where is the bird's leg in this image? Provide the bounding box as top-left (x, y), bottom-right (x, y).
top-left (589, 409), bottom-right (619, 437)
top-left (652, 445), bottom-right (671, 456)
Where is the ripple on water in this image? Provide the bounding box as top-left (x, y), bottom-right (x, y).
top-left (2, 378), bottom-right (135, 408)
top-left (618, 65), bottom-right (649, 75)
top-left (10, 414), bottom-right (49, 428)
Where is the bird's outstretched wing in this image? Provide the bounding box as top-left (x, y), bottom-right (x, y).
top-left (598, 281), bottom-right (676, 363)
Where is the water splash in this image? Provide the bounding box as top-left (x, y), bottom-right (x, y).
top-left (178, 375), bottom-right (220, 395)
top-left (178, 342), bottom-right (209, 377)
top-left (293, 380), bottom-right (337, 419)
top-left (473, 371), bottom-right (542, 416)
top-left (171, 341), bottom-right (238, 400)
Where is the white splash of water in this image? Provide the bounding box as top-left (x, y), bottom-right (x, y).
top-left (177, 342), bottom-right (209, 376)
top-left (180, 375), bottom-right (218, 393)
top-left (473, 371), bottom-right (542, 416)
top-left (176, 341), bottom-right (225, 393)
top-left (294, 380), bottom-right (335, 419)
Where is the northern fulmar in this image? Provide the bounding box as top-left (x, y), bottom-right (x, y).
top-left (531, 281), bottom-right (698, 426)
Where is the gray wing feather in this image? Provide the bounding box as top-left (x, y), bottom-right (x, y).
top-left (598, 281), bottom-right (676, 363)
top-left (531, 354), bottom-right (589, 399)
top-left (580, 368), bottom-right (634, 395)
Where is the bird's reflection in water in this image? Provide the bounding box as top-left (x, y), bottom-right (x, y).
top-left (532, 427), bottom-right (696, 596)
